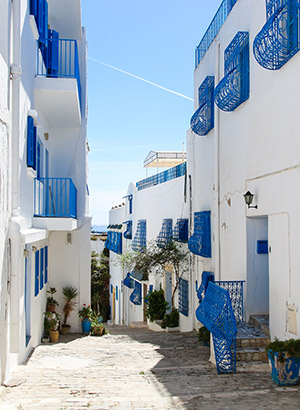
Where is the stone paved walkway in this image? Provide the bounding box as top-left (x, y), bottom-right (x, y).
top-left (0, 324), bottom-right (300, 409)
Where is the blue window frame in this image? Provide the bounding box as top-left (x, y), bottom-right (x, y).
top-left (34, 250), bottom-right (39, 297)
top-left (40, 247), bottom-right (44, 290)
top-left (128, 195), bottom-right (133, 214)
top-left (179, 278), bottom-right (189, 317)
top-left (156, 219), bottom-right (173, 248)
top-left (44, 246), bottom-right (48, 283)
top-left (116, 285), bottom-right (119, 301)
top-left (30, 0), bottom-right (48, 44)
top-left (214, 31), bottom-right (249, 112)
top-left (254, 0), bottom-right (300, 70)
top-left (27, 116), bottom-right (37, 170)
top-left (132, 220), bottom-right (146, 252)
top-left (190, 76), bottom-right (215, 136)
top-left (188, 211), bottom-right (211, 257)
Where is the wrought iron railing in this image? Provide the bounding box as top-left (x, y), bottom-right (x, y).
top-left (215, 280), bottom-right (245, 322)
top-left (37, 38), bottom-right (81, 105)
top-left (195, 0), bottom-right (238, 68)
top-left (34, 177), bottom-right (77, 218)
top-left (136, 162), bottom-right (186, 191)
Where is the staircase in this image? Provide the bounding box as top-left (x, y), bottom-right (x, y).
top-left (236, 315), bottom-right (270, 362)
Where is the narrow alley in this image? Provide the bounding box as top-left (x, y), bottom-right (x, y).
top-left (0, 325), bottom-right (299, 409)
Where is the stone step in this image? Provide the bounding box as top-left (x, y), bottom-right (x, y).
top-left (236, 347), bottom-right (268, 362)
top-left (236, 336), bottom-right (270, 349)
top-left (129, 321), bottom-right (148, 328)
top-left (249, 314), bottom-right (270, 337)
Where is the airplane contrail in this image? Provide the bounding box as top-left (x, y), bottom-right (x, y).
top-left (88, 57), bottom-right (194, 102)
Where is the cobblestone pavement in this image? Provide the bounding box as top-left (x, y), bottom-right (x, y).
top-left (1, 324), bottom-right (300, 409)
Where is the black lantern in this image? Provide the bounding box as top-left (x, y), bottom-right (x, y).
top-left (243, 191), bottom-right (258, 209)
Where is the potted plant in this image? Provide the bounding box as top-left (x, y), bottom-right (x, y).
top-left (198, 326), bottom-right (210, 346)
top-left (145, 288), bottom-right (169, 323)
top-left (266, 338), bottom-right (300, 386)
top-left (161, 308), bottom-right (179, 330)
top-left (44, 312), bottom-right (60, 343)
top-left (42, 314), bottom-right (51, 342)
top-left (91, 313), bottom-right (105, 336)
top-left (78, 304), bottom-right (93, 335)
top-left (46, 287), bottom-right (59, 312)
top-left (61, 286), bottom-right (79, 334)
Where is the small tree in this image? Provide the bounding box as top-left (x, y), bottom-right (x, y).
top-left (62, 286), bottom-right (79, 326)
top-left (91, 250), bottom-right (110, 321)
top-left (116, 241), bottom-right (189, 309)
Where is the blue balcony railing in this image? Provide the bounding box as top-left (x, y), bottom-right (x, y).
top-left (195, 0), bottom-right (238, 68)
top-left (37, 38), bottom-right (81, 105)
top-left (136, 162), bottom-right (186, 191)
top-left (34, 178), bottom-right (77, 218)
top-left (215, 280), bottom-right (245, 322)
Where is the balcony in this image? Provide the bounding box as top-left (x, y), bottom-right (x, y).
top-left (33, 177), bottom-right (77, 231)
top-left (195, 0), bottom-right (238, 68)
top-left (34, 37), bottom-right (81, 127)
top-left (136, 162), bottom-right (186, 191)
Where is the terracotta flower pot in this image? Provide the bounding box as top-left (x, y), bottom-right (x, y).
top-left (60, 325), bottom-right (71, 335)
top-left (49, 330), bottom-right (59, 343)
top-left (93, 327), bottom-right (105, 336)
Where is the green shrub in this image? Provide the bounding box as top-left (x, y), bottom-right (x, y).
top-left (161, 308), bottom-right (179, 328)
top-left (266, 338), bottom-right (300, 362)
top-left (146, 288), bottom-right (169, 322)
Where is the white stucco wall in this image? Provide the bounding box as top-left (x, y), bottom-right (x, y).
top-left (191, 0), bottom-right (300, 340)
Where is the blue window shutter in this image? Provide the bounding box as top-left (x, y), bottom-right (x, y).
top-left (116, 286), bottom-right (118, 301)
top-left (37, 141), bottom-right (41, 178)
top-left (48, 30), bottom-right (59, 76)
top-left (44, 246), bottom-right (48, 283)
top-left (35, 250), bottom-right (39, 296)
top-left (40, 248), bottom-right (44, 290)
top-left (30, 0), bottom-right (38, 17)
top-left (38, 0), bottom-right (43, 36)
top-left (27, 116), bottom-right (35, 168)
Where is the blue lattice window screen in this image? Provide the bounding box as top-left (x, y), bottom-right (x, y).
top-left (124, 221), bottom-right (132, 240)
top-left (253, 0), bottom-right (300, 70)
top-left (173, 219), bottom-right (188, 242)
top-left (215, 281), bottom-right (245, 322)
top-left (105, 231), bottom-right (122, 254)
top-left (130, 280), bottom-right (142, 305)
top-left (157, 219), bottom-right (173, 248)
top-left (214, 31), bottom-right (249, 112)
top-left (188, 211), bottom-right (211, 257)
top-left (132, 220), bottom-right (146, 251)
top-left (196, 282), bottom-right (237, 374)
top-left (123, 272), bottom-right (134, 289)
top-left (179, 278), bottom-right (189, 317)
top-left (196, 271), bottom-right (215, 303)
top-left (190, 76), bottom-right (215, 136)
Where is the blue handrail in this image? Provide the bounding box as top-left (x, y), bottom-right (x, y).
top-left (195, 0), bottom-right (238, 68)
top-left (37, 38), bottom-right (81, 106)
top-left (136, 162), bottom-right (186, 191)
top-left (34, 177), bottom-right (77, 218)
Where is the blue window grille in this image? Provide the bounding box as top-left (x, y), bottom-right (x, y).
top-left (132, 220), bottom-right (146, 251)
top-left (179, 278), bottom-right (189, 317)
top-left (123, 272), bottom-right (134, 289)
top-left (190, 76), bottom-right (215, 136)
top-left (27, 116), bottom-right (37, 170)
top-left (44, 246), bottom-right (48, 283)
top-left (253, 0), bottom-right (300, 70)
top-left (136, 162), bottom-right (186, 191)
top-left (214, 31), bottom-right (249, 112)
top-left (37, 38), bottom-right (81, 106)
top-left (196, 271), bottom-right (215, 303)
top-left (129, 280), bottom-right (142, 305)
top-left (156, 219), bottom-right (173, 248)
top-left (116, 285), bottom-right (119, 301)
top-left (215, 280), bottom-right (245, 322)
top-left (173, 218), bottom-right (188, 242)
top-left (111, 284), bottom-right (113, 294)
top-left (257, 240), bottom-right (268, 254)
top-left (124, 221), bottom-right (133, 240)
top-left (34, 250), bottom-right (39, 297)
top-left (188, 211), bottom-right (211, 257)
top-left (34, 177), bottom-right (77, 218)
top-left (195, 0), bottom-right (238, 68)
top-left (128, 194), bottom-right (133, 214)
top-left (105, 231), bottom-right (122, 254)
top-left (40, 247), bottom-right (44, 290)
top-left (196, 282), bottom-right (237, 374)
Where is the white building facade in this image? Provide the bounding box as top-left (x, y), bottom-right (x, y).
top-left (0, 0), bottom-right (90, 383)
top-left (190, 0), bottom-right (300, 340)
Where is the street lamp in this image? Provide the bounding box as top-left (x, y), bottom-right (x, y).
top-left (243, 191), bottom-right (258, 209)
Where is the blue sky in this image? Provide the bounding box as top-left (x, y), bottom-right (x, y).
top-left (82, 0), bottom-right (221, 226)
